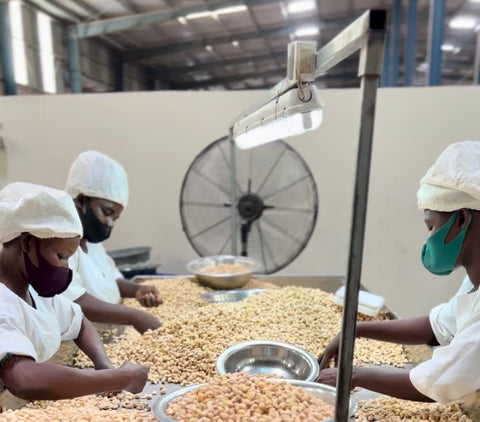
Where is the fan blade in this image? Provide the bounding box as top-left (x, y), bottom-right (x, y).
top-left (183, 201), bottom-right (232, 209)
top-left (259, 220), bottom-right (279, 272)
top-left (257, 146), bottom-right (288, 195)
top-left (248, 148), bottom-right (254, 194)
top-left (263, 205), bottom-right (315, 213)
top-left (218, 232), bottom-right (233, 255)
top-left (191, 167), bottom-right (231, 198)
top-left (261, 215), bottom-right (304, 245)
top-left (190, 215), bottom-right (231, 240)
top-left (262, 174), bottom-right (313, 201)
top-left (218, 143), bottom-right (242, 195)
top-left (255, 220), bottom-right (268, 272)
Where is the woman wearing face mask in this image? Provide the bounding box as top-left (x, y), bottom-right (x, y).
top-left (0, 182), bottom-right (148, 400)
top-left (62, 151), bottom-right (162, 335)
top-left (315, 140), bottom-right (480, 404)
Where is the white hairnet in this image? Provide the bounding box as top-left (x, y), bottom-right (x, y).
top-left (65, 151), bottom-right (129, 207)
top-left (417, 141), bottom-right (480, 211)
top-left (0, 182), bottom-right (83, 244)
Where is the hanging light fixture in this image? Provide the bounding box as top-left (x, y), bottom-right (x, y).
top-left (233, 84), bottom-right (322, 149)
top-left (232, 41), bottom-right (322, 149)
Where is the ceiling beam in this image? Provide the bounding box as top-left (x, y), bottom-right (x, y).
top-left (122, 17), bottom-right (351, 62)
top-left (168, 67), bottom-right (361, 90)
top-left (156, 50), bottom-right (287, 77)
top-left (68, 0), bottom-right (281, 39)
top-left (169, 69), bottom-right (287, 90)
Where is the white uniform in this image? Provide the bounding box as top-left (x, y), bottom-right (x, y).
top-left (62, 242), bottom-right (122, 304)
top-left (410, 275), bottom-right (480, 403)
top-left (0, 283), bottom-right (83, 365)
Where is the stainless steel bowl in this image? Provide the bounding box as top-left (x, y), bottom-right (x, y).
top-left (151, 379), bottom-right (357, 422)
top-left (216, 340), bottom-right (320, 381)
top-left (200, 288), bottom-right (266, 303)
top-left (186, 255), bottom-right (260, 289)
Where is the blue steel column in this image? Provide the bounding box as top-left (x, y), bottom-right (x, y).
top-left (67, 35), bottom-right (82, 93)
top-left (390, 0), bottom-right (402, 86)
top-left (474, 32), bottom-right (480, 84)
top-left (114, 59), bottom-right (124, 91)
top-left (404, 0), bottom-right (418, 86)
top-left (427, 0), bottom-right (445, 85)
top-left (0, 1), bottom-right (18, 95)
top-left (381, 30), bottom-right (390, 86)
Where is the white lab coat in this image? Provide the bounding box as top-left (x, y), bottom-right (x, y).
top-left (62, 242), bottom-right (122, 304)
top-left (0, 283), bottom-right (83, 364)
top-left (409, 275), bottom-right (480, 403)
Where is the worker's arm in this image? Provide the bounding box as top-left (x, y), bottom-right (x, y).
top-left (318, 316), bottom-right (438, 369)
top-left (316, 366), bottom-right (433, 402)
top-left (74, 317), bottom-right (113, 369)
top-left (74, 292), bottom-right (161, 334)
top-left (0, 355), bottom-right (148, 400)
top-left (116, 278), bottom-right (163, 307)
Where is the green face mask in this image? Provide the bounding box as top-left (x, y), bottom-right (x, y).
top-left (421, 211), bottom-right (471, 276)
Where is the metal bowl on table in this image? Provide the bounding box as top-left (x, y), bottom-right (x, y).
top-left (216, 340), bottom-right (320, 382)
top-left (200, 288), bottom-right (267, 303)
top-left (152, 379), bottom-right (356, 421)
top-left (186, 255), bottom-right (260, 289)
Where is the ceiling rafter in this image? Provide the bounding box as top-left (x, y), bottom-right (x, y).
top-left (122, 17), bottom-right (352, 62)
top-left (68, 0), bottom-right (281, 39)
top-left (156, 50), bottom-right (287, 77)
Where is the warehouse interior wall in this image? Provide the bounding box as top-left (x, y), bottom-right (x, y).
top-left (0, 86), bottom-right (478, 317)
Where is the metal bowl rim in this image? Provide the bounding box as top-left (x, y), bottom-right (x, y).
top-left (186, 255), bottom-right (260, 277)
top-left (216, 340), bottom-right (320, 382)
top-left (152, 378), bottom-right (356, 421)
top-left (153, 383), bottom-right (206, 422)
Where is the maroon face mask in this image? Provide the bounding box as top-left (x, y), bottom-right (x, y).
top-left (23, 240), bottom-right (73, 297)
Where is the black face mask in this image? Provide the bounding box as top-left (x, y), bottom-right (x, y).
top-left (78, 198), bottom-right (112, 243)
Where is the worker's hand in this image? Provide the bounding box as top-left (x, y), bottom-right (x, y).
top-left (315, 368), bottom-right (338, 387)
top-left (131, 309), bottom-right (161, 334)
top-left (119, 361), bottom-right (149, 394)
top-left (317, 333), bottom-right (340, 370)
top-left (135, 285), bottom-right (163, 308)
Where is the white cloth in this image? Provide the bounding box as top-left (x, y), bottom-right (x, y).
top-left (65, 151), bottom-right (129, 207)
top-left (410, 275), bottom-right (480, 403)
top-left (0, 182), bottom-right (82, 244)
top-left (417, 140), bottom-right (480, 211)
top-left (62, 242), bottom-right (122, 304)
top-left (0, 283), bottom-right (83, 363)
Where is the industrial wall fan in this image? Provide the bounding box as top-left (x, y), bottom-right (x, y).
top-left (180, 136), bottom-right (318, 274)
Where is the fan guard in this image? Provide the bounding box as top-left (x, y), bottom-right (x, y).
top-left (180, 136), bottom-right (318, 274)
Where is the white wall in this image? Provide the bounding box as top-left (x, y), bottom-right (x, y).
top-left (0, 86), bottom-right (479, 317)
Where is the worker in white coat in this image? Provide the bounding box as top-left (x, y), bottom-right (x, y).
top-left (62, 151), bottom-right (162, 334)
top-left (316, 140), bottom-right (480, 404)
top-left (0, 182), bottom-right (148, 400)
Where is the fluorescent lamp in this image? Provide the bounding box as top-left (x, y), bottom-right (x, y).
top-left (186, 4), bottom-right (247, 19)
top-left (449, 16), bottom-right (476, 29)
top-left (9, 1), bottom-right (28, 86)
top-left (37, 12), bottom-right (57, 94)
top-left (233, 86), bottom-right (323, 149)
top-left (441, 43), bottom-right (455, 51)
top-left (295, 26), bottom-right (320, 37)
top-left (177, 16), bottom-right (188, 25)
top-left (186, 10), bottom-right (212, 19)
top-left (232, 40), bottom-right (240, 47)
top-left (287, 0), bottom-right (316, 14)
top-left (216, 5), bottom-right (247, 15)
